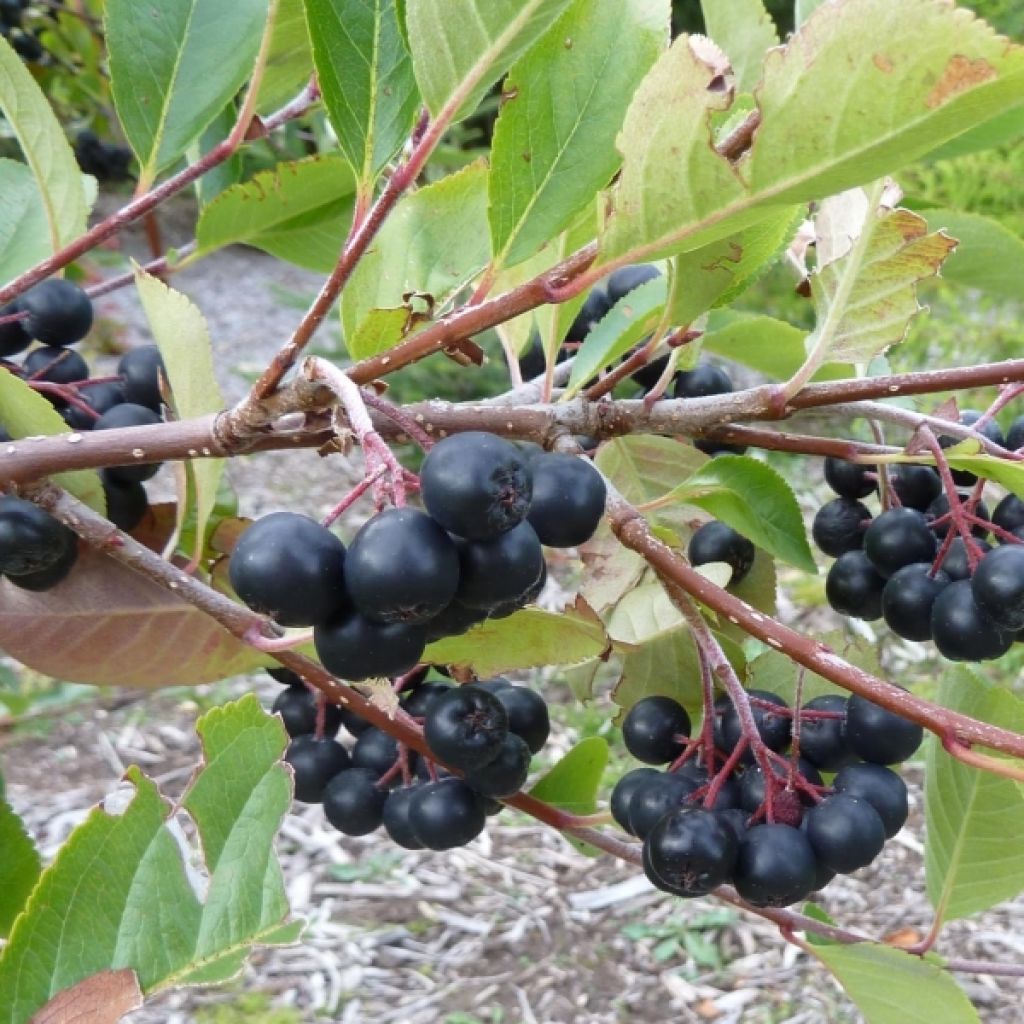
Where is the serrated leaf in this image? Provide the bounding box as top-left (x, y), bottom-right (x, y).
top-left (423, 606), bottom-right (607, 676)
top-left (406, 0), bottom-right (575, 123)
top-left (925, 668), bottom-right (1024, 924)
top-left (257, 0), bottom-right (314, 114)
top-left (920, 207), bottom-right (1024, 300)
top-left (305, 0), bottom-right (419, 188)
top-left (600, 0), bottom-right (1024, 267)
top-left (0, 368), bottom-right (105, 513)
top-left (0, 696), bottom-right (297, 1020)
top-left (607, 582), bottom-right (684, 647)
top-left (530, 736), bottom-right (608, 815)
top-left (595, 435), bottom-right (708, 508)
top-left (700, 0), bottom-right (778, 94)
top-left (105, 0), bottom-right (271, 185)
top-left (580, 524), bottom-right (647, 614)
top-left (614, 624), bottom-right (703, 720)
top-left (0, 159), bottom-right (49, 284)
top-left (0, 546), bottom-right (272, 687)
top-left (341, 160), bottom-right (490, 350)
top-left (565, 275), bottom-right (667, 396)
top-left (488, 0), bottom-right (667, 270)
top-left (0, 798), bottom-right (40, 938)
top-left (346, 307), bottom-right (415, 361)
top-left (135, 269), bottom-right (225, 568)
top-left (0, 38), bottom-right (89, 261)
top-left (662, 455), bottom-right (816, 572)
top-left (195, 156), bottom-right (357, 271)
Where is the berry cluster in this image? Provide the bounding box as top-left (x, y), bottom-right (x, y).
top-left (1, 279), bottom-right (168, 536)
top-left (229, 431), bottom-right (607, 681)
top-left (816, 422), bottom-right (1024, 662)
top-left (271, 670), bottom-right (550, 850)
top-left (613, 690), bottom-right (919, 907)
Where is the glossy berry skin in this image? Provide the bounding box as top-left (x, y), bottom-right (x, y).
top-left (606, 264), bottom-right (661, 305)
top-left (267, 666), bottom-right (303, 687)
top-left (486, 683), bottom-right (550, 754)
top-left (565, 288), bottom-right (612, 343)
top-left (101, 473), bottom-right (149, 533)
top-left (993, 494), bottom-right (1024, 536)
top-left (322, 768), bottom-right (387, 836)
top-left (401, 681), bottom-right (452, 718)
top-left (673, 363), bottom-right (733, 401)
top-left (20, 280), bottom-right (94, 346)
top-left (622, 696), bottom-right (691, 764)
top-left (0, 302), bottom-right (31, 356)
top-left (352, 727), bottom-right (413, 782)
top-left (424, 599), bottom-right (488, 641)
top-left (409, 778), bottom-right (487, 850)
top-left (93, 403), bottom-right (163, 483)
top-left (4, 537), bottom-right (78, 591)
top-left (881, 563), bottom-right (950, 642)
top-left (927, 493), bottom-right (990, 540)
top-left (930, 579), bottom-right (1015, 663)
top-left (63, 380), bottom-right (126, 429)
top-left (423, 685), bottom-right (508, 771)
top-left (285, 736), bottom-right (351, 803)
top-left (739, 758), bottom-right (823, 815)
top-left (420, 432), bottom-right (533, 540)
top-left (846, 694), bottom-right (923, 765)
top-left (940, 411), bottom-right (1006, 485)
top-left (382, 786), bottom-right (426, 849)
top-left (812, 498), bottom-right (871, 557)
top-left (971, 544), bottom-right (1024, 631)
top-left (464, 732), bottom-right (531, 798)
top-left (804, 794), bottom-right (886, 874)
top-left (628, 770), bottom-right (703, 840)
top-left (271, 685), bottom-right (343, 739)
top-left (1008, 415), bottom-right (1024, 452)
top-left (718, 690), bottom-right (791, 763)
top-left (643, 808), bottom-right (738, 898)
top-left (344, 508), bottom-right (459, 625)
top-left (732, 824), bottom-right (818, 908)
top-left (230, 512), bottom-right (348, 628)
top-left (833, 763), bottom-right (908, 838)
top-left (937, 537), bottom-right (990, 581)
top-left (890, 465), bottom-right (941, 511)
top-left (687, 521), bottom-right (755, 586)
top-left (826, 550), bottom-right (886, 620)
top-left (23, 345), bottom-right (88, 385)
top-left (798, 695), bottom-right (856, 772)
top-left (454, 521), bottom-right (545, 610)
top-left (486, 560), bottom-right (546, 619)
top-left (314, 610), bottom-right (426, 681)
top-left (0, 496), bottom-right (76, 577)
top-left (714, 807), bottom-right (751, 845)
top-left (118, 345), bottom-right (166, 411)
top-left (611, 768), bottom-right (660, 834)
top-left (824, 458), bottom-right (876, 499)
top-left (526, 453), bottom-right (606, 548)
top-left (863, 508), bottom-right (937, 578)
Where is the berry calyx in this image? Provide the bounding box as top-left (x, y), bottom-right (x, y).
top-left (622, 695), bottom-right (691, 765)
top-left (423, 684), bottom-right (509, 771)
top-left (687, 521), bottom-right (755, 586)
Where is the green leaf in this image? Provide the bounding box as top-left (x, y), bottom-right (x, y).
top-left (305, 0), bottom-right (419, 189)
top-left (488, 0), bottom-right (667, 270)
top-left (341, 160), bottom-right (491, 349)
top-left (881, 448), bottom-right (1024, 501)
top-left (195, 156), bottom-right (357, 271)
top-left (924, 103), bottom-right (1024, 161)
top-left (530, 735), bottom-right (608, 813)
top-left (614, 624), bottom-right (703, 720)
top-left (0, 368), bottom-right (105, 513)
top-left (189, 104), bottom-right (243, 208)
top-left (423, 606), bottom-right (607, 676)
top-left (794, 0), bottom-right (827, 26)
top-left (595, 435), bottom-right (707, 508)
top-left (0, 696), bottom-right (298, 1020)
top-left (105, 0), bottom-right (271, 184)
top-left (607, 581), bottom-right (684, 647)
top-left (406, 0), bottom-right (575, 123)
top-left (920, 207), bottom-right (1024, 300)
top-left (0, 36), bottom-right (89, 259)
top-left (347, 307), bottom-right (416, 361)
top-left (0, 159), bottom-right (49, 284)
top-left (925, 668), bottom-right (1024, 924)
top-left (579, 523), bottom-right (647, 615)
top-left (257, 0), bottom-right (314, 114)
top-left (700, 0), bottom-right (778, 94)
top-left (565, 275), bottom-right (667, 397)
top-left (811, 944), bottom-right (980, 1024)
top-left (0, 798), bottom-right (40, 939)
top-left (600, 1), bottom-right (1024, 267)
top-left (662, 455), bottom-right (816, 572)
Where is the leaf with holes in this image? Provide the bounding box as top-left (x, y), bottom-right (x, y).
top-left (700, 0), bottom-right (778, 94)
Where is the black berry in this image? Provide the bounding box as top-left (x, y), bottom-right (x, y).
top-left (688, 521), bottom-right (755, 586)
top-left (485, 682), bottom-right (550, 754)
top-left (0, 495), bottom-right (76, 577)
top-left (622, 696), bottom-right (691, 765)
top-left (993, 494), bottom-right (1024, 536)
top-left (936, 537), bottom-right (990, 581)
top-left (971, 544), bottom-right (1024, 631)
top-left (930, 579), bottom-right (1014, 662)
top-left (118, 345), bottom-right (167, 411)
top-left (718, 690), bottom-right (791, 762)
top-left (93, 403), bottom-right (163, 484)
top-left (0, 301), bottom-right (31, 357)
top-left (939, 411), bottom-right (1005, 485)
top-left (824, 458), bottom-right (876, 499)
top-left (732, 824), bottom-right (817, 907)
top-left (927, 493), bottom-right (990, 539)
top-left (628, 770), bottom-right (703, 839)
top-left (565, 288), bottom-right (611, 343)
top-left (812, 498), bottom-right (871, 557)
top-left (63, 380), bottom-right (125, 429)
top-left (526, 453), bottom-right (606, 548)
top-left (606, 265), bottom-right (661, 305)
top-left (382, 785), bottom-right (426, 849)
top-left (271, 684), bottom-right (342, 739)
top-left (863, 508), bottom-right (937, 578)
top-left (826, 550), bottom-right (886, 620)
top-left (611, 767), bottom-right (660, 834)
top-left (322, 768), bottom-right (387, 835)
top-left (19, 279), bottom-right (93, 346)
top-left (846, 694), bottom-right (923, 764)
top-left (881, 563), bottom-right (950, 642)
top-left (453, 521), bottom-right (545, 610)
top-left (285, 736), bottom-right (351, 803)
top-left (409, 778), bottom-right (487, 850)
top-left (803, 794), bottom-right (885, 874)
top-left (643, 807), bottom-right (738, 897)
top-left (314, 610), bottom-right (426, 681)
top-left (890, 465), bottom-right (941, 511)
top-left (1007, 415), bottom-right (1024, 452)
top-left (797, 694), bottom-right (856, 772)
top-left (23, 346), bottom-right (88, 385)
top-left (463, 732), bottom-right (531, 798)
top-left (833, 762), bottom-right (908, 838)
top-left (423, 684), bottom-right (509, 771)
top-left (101, 473), bottom-right (149, 533)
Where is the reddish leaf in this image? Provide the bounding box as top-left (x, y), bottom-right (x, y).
top-left (30, 969), bottom-right (143, 1024)
top-left (0, 546), bottom-right (270, 687)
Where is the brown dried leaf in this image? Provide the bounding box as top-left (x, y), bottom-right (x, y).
top-left (30, 969), bottom-right (142, 1024)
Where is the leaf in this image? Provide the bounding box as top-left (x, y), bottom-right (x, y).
top-left (190, 104), bottom-right (243, 208)
top-left (423, 606), bottom-right (607, 676)
top-left (579, 524), bottom-right (647, 614)
top-left (135, 269), bottom-right (225, 568)
top-left (883, 448), bottom-right (1024, 501)
top-left (0, 37), bottom-right (89, 259)
top-left (487, 0), bottom-right (667, 270)
top-left (347, 307), bottom-right (415, 361)
top-left (257, 0), bottom-right (314, 114)
top-left (0, 159), bottom-right (49, 284)
top-left (565, 275), bottom-right (667, 397)
top-left (105, 0), bottom-right (271, 184)
top-left (794, 0), bottom-right (827, 25)
top-left (700, 0), bottom-right (778, 94)
top-left (29, 970), bottom-right (143, 1024)
top-left (662, 455), bottom-right (817, 572)
top-left (196, 156), bottom-right (357, 271)
top-left (530, 735), bottom-right (608, 813)
top-left (920, 207), bottom-right (1024, 300)
top-left (614, 624), bottom-right (703, 720)
top-left (305, 0), bottom-right (419, 189)
top-left (0, 697), bottom-right (300, 1021)
top-left (406, 0), bottom-right (575, 122)
top-left (0, 546), bottom-right (272, 687)
top-left (600, 1), bottom-right (1024, 267)
top-left (925, 668), bottom-right (1024, 924)
top-left (607, 582), bottom-right (685, 647)
top-left (595, 435), bottom-right (707, 508)
top-left (341, 160), bottom-right (491, 349)
top-left (0, 368), bottom-right (105, 513)
top-left (0, 798), bottom-right (40, 938)
top-left (811, 944), bottom-right (980, 1024)
top-left (924, 103), bottom-right (1024, 162)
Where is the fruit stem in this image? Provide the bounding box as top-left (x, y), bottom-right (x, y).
top-left (242, 624), bottom-right (313, 652)
top-left (321, 466), bottom-right (386, 527)
top-left (360, 389), bottom-right (435, 451)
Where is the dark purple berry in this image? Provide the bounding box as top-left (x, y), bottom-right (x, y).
top-left (622, 696), bottom-right (691, 764)
top-left (812, 498), bottom-right (871, 557)
top-left (688, 521), bottom-right (755, 586)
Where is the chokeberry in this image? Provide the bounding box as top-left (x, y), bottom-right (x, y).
top-left (718, 690), bottom-right (791, 762)
top-left (845, 694), bottom-right (923, 764)
top-left (803, 794), bottom-right (886, 874)
top-left (812, 498), bottom-right (871, 557)
top-left (797, 694), bottom-right (856, 772)
top-left (352, 727), bottom-right (415, 782)
top-left (890, 465), bottom-right (941, 511)
top-left (628, 770), bottom-right (703, 839)
top-left (936, 537), bottom-right (990, 581)
top-left (939, 411), bottom-right (1005, 485)
top-left (993, 494), bottom-right (1024, 536)
top-left (464, 732), bottom-right (531, 798)
top-left (486, 561), bottom-right (546, 618)
top-left (526, 453), bottom-right (606, 548)
top-left (382, 785), bottom-right (426, 849)
top-left (643, 807), bottom-right (738, 897)
top-left (101, 473), bottom-right (149, 533)
top-left (485, 682), bottom-right (550, 754)
top-left (322, 768), bottom-right (387, 835)
top-left (832, 762), bottom-right (908, 838)
top-left (927, 493), bottom-right (990, 539)
top-left (453, 521), bottom-right (545, 610)
top-left (1007, 415), bottom-right (1024, 452)
top-left (118, 345), bottom-right (166, 411)
top-left (423, 685), bottom-right (508, 771)
top-left (93, 403), bottom-right (163, 483)
top-left (738, 758), bottom-right (822, 815)
top-left (606, 265), bottom-right (661, 305)
top-left (826, 550), bottom-right (886, 620)
top-left (285, 736), bottom-right (351, 803)
top-left (732, 824), bottom-right (817, 907)
top-left (62, 380), bottom-right (125, 429)
top-left (824, 458), bottom-right (876, 499)
top-left (409, 778), bottom-right (487, 850)
top-left (611, 767), bottom-right (660, 834)
top-left (267, 666), bottom-right (303, 687)
top-left (881, 563), bottom-right (950, 642)
top-left (565, 288), bottom-right (611, 343)
top-left (23, 346), bottom-right (88, 385)
top-left (420, 432), bottom-right (533, 540)
top-left (19, 279), bottom-right (93, 346)
top-left (4, 536), bottom-right (78, 591)
top-left (0, 495), bottom-right (76, 577)
top-left (971, 544), bottom-right (1024, 631)
top-left (930, 579), bottom-right (1014, 662)
top-left (400, 681), bottom-right (453, 718)
top-left (314, 609), bottom-right (427, 680)
top-left (687, 521), bottom-right (755, 586)
top-left (622, 696), bottom-right (691, 764)
top-left (271, 684), bottom-right (343, 739)
top-left (714, 807), bottom-right (751, 845)
top-left (423, 599), bottom-right (488, 641)
top-left (863, 508), bottom-right (937, 578)
top-left (0, 301), bottom-right (30, 357)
